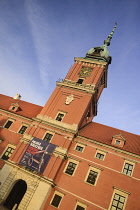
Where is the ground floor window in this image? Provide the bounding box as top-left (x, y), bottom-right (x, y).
top-left (1, 144), bottom-right (15, 160)
top-left (50, 191), bottom-right (64, 208)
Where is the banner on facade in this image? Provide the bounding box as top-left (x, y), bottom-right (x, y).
top-left (19, 137), bottom-right (56, 174)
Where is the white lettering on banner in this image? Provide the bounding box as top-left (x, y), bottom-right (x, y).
top-left (30, 142), bottom-right (43, 150)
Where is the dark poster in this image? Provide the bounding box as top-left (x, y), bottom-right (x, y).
top-left (19, 137), bottom-right (56, 174)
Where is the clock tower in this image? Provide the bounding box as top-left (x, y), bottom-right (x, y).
top-left (0, 24), bottom-right (121, 210)
top-left (37, 24), bottom-right (117, 132)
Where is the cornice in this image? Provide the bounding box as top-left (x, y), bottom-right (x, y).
top-left (20, 133), bottom-right (33, 144)
top-left (0, 108), bottom-right (33, 122)
top-left (74, 57), bottom-right (107, 65)
top-left (56, 79), bottom-right (95, 94)
top-left (54, 146), bottom-right (68, 159)
top-left (78, 135), bottom-right (140, 160)
top-left (33, 115), bottom-right (78, 135)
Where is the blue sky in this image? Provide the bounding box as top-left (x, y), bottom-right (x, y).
top-left (0, 0), bottom-right (140, 135)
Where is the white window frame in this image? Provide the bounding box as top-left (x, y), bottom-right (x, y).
top-left (74, 143), bottom-right (85, 153)
top-left (18, 124), bottom-right (28, 134)
top-left (74, 201), bottom-right (87, 210)
top-left (85, 165), bottom-right (101, 186)
top-left (64, 159), bottom-right (79, 177)
top-left (55, 111), bottom-right (66, 122)
top-left (50, 191), bottom-right (64, 208)
top-left (1, 143), bottom-right (16, 160)
top-left (122, 160), bottom-right (135, 177)
top-left (42, 131), bottom-right (54, 143)
top-left (4, 119), bottom-right (14, 129)
top-left (95, 149), bottom-right (106, 161)
top-left (108, 187), bottom-right (130, 210)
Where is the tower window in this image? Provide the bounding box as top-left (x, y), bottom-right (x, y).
top-left (55, 113), bottom-right (65, 121)
top-left (77, 79), bottom-right (84, 84)
top-left (18, 126), bottom-right (28, 134)
top-left (4, 120), bottom-right (13, 129)
top-left (43, 133), bottom-right (53, 142)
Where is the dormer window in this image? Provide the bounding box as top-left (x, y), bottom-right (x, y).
top-left (115, 140), bottom-right (121, 146)
top-left (112, 134), bottom-right (126, 147)
top-left (9, 102), bottom-right (20, 112)
top-left (11, 107), bottom-right (16, 111)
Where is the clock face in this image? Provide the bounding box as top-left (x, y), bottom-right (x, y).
top-left (78, 67), bottom-right (92, 77)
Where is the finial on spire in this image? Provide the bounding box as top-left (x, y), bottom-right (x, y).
top-left (104, 22), bottom-right (118, 46)
top-left (86, 23), bottom-right (117, 64)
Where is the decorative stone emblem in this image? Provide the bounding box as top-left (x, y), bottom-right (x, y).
top-left (65, 94), bottom-right (74, 105)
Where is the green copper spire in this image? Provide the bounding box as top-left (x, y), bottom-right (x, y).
top-left (86, 23), bottom-right (117, 64)
top-left (104, 22), bottom-right (117, 46)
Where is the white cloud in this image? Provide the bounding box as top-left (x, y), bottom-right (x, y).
top-left (25, 0), bottom-right (51, 88)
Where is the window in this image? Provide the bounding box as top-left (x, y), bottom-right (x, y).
top-left (95, 149), bottom-right (106, 160)
top-left (55, 113), bottom-right (65, 121)
top-left (4, 120), bottom-right (13, 129)
top-left (18, 125), bottom-right (28, 134)
top-left (75, 145), bottom-right (84, 152)
top-left (96, 152), bottom-right (104, 160)
top-left (43, 133), bottom-right (53, 142)
top-left (1, 145), bottom-right (15, 160)
top-left (123, 162), bottom-right (134, 176)
top-left (76, 205), bottom-right (85, 210)
top-left (77, 79), bottom-right (84, 84)
top-left (65, 162), bottom-right (77, 176)
top-left (85, 166), bottom-right (101, 186)
top-left (75, 201), bottom-right (87, 210)
top-left (86, 170), bottom-right (98, 185)
top-left (11, 106), bottom-right (16, 110)
top-left (50, 191), bottom-right (64, 208)
top-left (112, 135), bottom-right (126, 148)
top-left (115, 140), bottom-right (121, 145)
top-left (110, 193), bottom-right (126, 210)
top-left (109, 187), bottom-right (130, 210)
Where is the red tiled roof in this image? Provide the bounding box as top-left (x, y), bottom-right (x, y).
top-left (79, 122), bottom-right (140, 156)
top-left (0, 94), bottom-right (42, 119)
